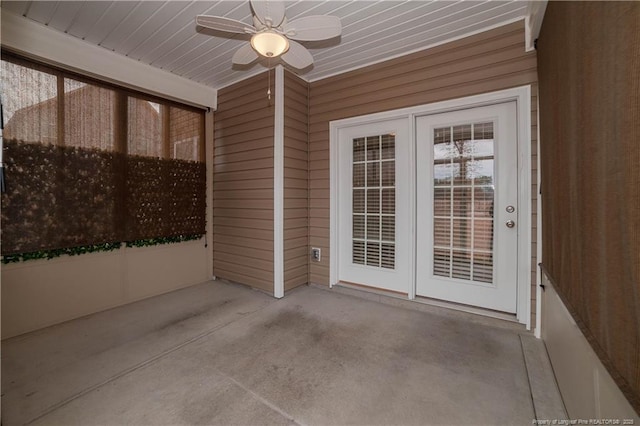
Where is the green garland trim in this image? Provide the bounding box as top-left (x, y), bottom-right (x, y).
top-left (1, 234), bottom-right (203, 264)
top-left (125, 234), bottom-right (203, 248)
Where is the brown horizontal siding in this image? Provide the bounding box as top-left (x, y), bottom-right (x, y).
top-left (214, 217), bottom-right (273, 230)
top-left (214, 178), bottom-right (273, 190)
top-left (308, 20), bottom-right (538, 315)
top-left (311, 23), bottom-right (526, 94)
top-left (214, 72), bottom-right (274, 293)
top-left (213, 234), bottom-right (272, 251)
top-left (283, 70), bottom-right (309, 291)
top-left (284, 168), bottom-right (306, 179)
top-left (285, 209), bottom-right (307, 220)
top-left (213, 168), bottom-right (273, 182)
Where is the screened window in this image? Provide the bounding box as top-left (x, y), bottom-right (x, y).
top-left (1, 54), bottom-right (207, 257)
top-left (128, 97), bottom-right (162, 157)
top-left (64, 78), bottom-right (116, 151)
top-left (2, 56), bottom-right (203, 159)
top-left (170, 106), bottom-right (202, 161)
top-left (1, 59), bottom-right (58, 144)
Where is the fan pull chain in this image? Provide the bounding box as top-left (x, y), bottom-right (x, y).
top-left (267, 58), bottom-right (272, 101)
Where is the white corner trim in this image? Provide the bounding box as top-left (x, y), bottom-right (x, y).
top-left (273, 65), bottom-right (285, 298)
top-left (206, 109), bottom-right (215, 280)
top-left (329, 122), bottom-right (339, 288)
top-left (1, 10), bottom-right (217, 109)
top-left (516, 84), bottom-right (532, 330)
top-left (525, 0), bottom-right (548, 52)
top-left (407, 113), bottom-right (417, 301)
top-left (535, 91), bottom-right (543, 338)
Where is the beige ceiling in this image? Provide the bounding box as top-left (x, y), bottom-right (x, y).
top-left (1, 1), bottom-right (531, 89)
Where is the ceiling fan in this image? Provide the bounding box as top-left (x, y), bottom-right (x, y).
top-left (195, 0), bottom-right (342, 70)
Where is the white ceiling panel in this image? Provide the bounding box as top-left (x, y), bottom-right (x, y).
top-left (316, 2), bottom-right (488, 63)
top-left (150, 2), bottom-right (247, 69)
top-left (127, 2), bottom-right (215, 60)
top-left (65, 1), bottom-right (112, 39)
top-left (1, 1), bottom-right (30, 15)
top-left (83, 1), bottom-right (139, 45)
top-left (21, 0), bottom-right (57, 24)
top-left (337, 1), bottom-right (411, 27)
top-left (47, 1), bottom-right (85, 31)
top-left (99, 2), bottom-right (158, 50)
top-left (2, 0), bottom-right (530, 89)
top-left (286, 0), bottom-right (346, 20)
top-left (138, 2), bottom-right (244, 64)
top-left (117, 2), bottom-right (199, 55)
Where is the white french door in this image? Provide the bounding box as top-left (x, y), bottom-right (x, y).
top-left (416, 102), bottom-right (518, 313)
top-left (337, 118), bottom-right (411, 293)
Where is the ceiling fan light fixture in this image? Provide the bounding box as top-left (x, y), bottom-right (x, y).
top-left (251, 31), bottom-right (289, 58)
top-left (197, 0), bottom-right (342, 70)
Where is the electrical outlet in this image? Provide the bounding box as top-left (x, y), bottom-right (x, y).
top-left (311, 247), bottom-right (321, 262)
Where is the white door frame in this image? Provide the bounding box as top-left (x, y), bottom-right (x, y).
top-left (330, 85), bottom-right (532, 328)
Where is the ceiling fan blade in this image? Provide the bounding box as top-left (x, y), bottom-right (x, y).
top-left (232, 43), bottom-right (259, 65)
top-left (196, 15), bottom-right (254, 34)
top-left (250, 0), bottom-right (285, 28)
top-left (284, 16), bottom-right (342, 41)
top-left (281, 40), bottom-right (314, 70)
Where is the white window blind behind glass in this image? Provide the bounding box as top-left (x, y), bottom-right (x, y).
top-left (433, 122), bottom-right (495, 283)
top-left (353, 134), bottom-right (396, 269)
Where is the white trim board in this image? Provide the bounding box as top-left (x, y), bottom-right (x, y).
top-left (273, 65), bottom-right (285, 299)
top-left (1, 10), bottom-right (217, 109)
top-left (525, 0), bottom-right (548, 52)
top-left (330, 86), bottom-right (533, 328)
top-left (535, 91), bottom-right (543, 338)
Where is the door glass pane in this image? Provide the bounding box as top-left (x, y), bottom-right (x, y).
top-left (353, 164), bottom-right (365, 187)
top-left (353, 134), bottom-right (395, 269)
top-left (433, 122), bottom-right (494, 283)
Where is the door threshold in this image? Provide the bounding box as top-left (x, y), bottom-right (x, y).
top-left (412, 295), bottom-right (518, 323)
top-left (321, 282), bottom-right (523, 329)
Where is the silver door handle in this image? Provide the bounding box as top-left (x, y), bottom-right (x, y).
top-left (506, 220), bottom-right (515, 228)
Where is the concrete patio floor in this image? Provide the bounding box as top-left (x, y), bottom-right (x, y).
top-left (1, 280), bottom-right (566, 425)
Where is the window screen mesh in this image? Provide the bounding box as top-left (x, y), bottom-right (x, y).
top-left (64, 78), bottom-right (116, 151)
top-left (0, 55), bottom-right (206, 257)
top-left (128, 97), bottom-right (162, 158)
top-left (1, 60), bottom-right (58, 145)
top-left (169, 106), bottom-right (202, 161)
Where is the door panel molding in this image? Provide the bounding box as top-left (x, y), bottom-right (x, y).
top-left (330, 85), bottom-right (531, 327)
